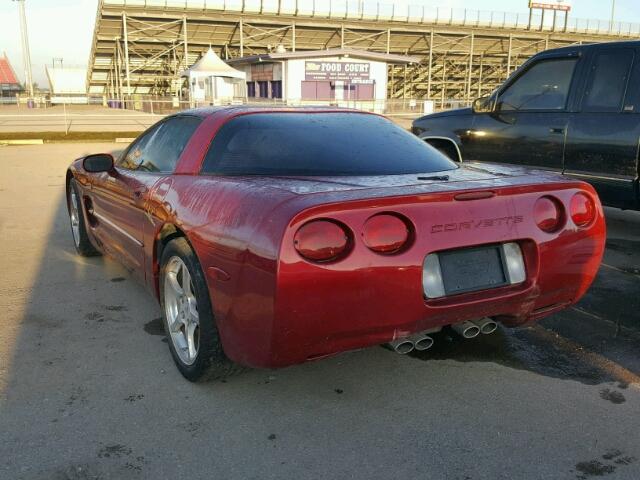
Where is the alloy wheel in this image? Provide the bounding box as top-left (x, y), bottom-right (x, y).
top-left (164, 256), bottom-right (200, 365)
top-left (69, 189), bottom-right (80, 248)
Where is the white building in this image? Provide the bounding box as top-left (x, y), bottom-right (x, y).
top-left (227, 48), bottom-right (420, 111)
top-left (45, 66), bottom-right (88, 104)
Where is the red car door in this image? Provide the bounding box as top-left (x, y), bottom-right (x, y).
top-left (89, 116), bottom-right (203, 279)
top-left (90, 124), bottom-right (165, 277)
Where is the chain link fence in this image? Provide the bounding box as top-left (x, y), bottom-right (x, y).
top-left (103, 96), bottom-right (470, 115)
top-left (1, 95), bottom-right (468, 134)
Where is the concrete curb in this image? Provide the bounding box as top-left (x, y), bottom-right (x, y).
top-left (0, 139), bottom-right (44, 145)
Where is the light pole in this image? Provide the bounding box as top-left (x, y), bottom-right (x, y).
top-left (14, 0), bottom-right (34, 98)
top-left (609, 0), bottom-right (616, 33)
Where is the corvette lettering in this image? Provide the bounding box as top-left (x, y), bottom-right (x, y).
top-left (431, 215), bottom-right (524, 233)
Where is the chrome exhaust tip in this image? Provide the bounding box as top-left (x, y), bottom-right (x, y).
top-left (451, 321), bottom-right (481, 339)
top-left (386, 338), bottom-right (415, 354)
top-left (411, 334), bottom-right (434, 351)
top-left (472, 318), bottom-right (498, 335)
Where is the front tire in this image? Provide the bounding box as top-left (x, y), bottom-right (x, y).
top-left (67, 178), bottom-right (100, 257)
top-left (159, 237), bottom-right (242, 382)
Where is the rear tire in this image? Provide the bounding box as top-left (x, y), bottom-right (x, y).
top-left (159, 237), bottom-right (243, 382)
top-left (67, 178), bottom-right (100, 257)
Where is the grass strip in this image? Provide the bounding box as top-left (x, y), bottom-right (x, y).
top-left (0, 131), bottom-right (142, 142)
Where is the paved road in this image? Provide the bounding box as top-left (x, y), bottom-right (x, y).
top-left (1, 144), bottom-right (639, 480)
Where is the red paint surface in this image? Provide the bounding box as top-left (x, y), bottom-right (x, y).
top-left (68, 107), bottom-right (606, 369)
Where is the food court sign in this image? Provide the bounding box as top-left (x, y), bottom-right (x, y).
top-left (305, 61), bottom-right (371, 82)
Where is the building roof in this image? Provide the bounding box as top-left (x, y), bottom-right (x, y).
top-left (227, 48), bottom-right (422, 65)
top-left (182, 48), bottom-right (246, 79)
top-left (0, 53), bottom-right (20, 85)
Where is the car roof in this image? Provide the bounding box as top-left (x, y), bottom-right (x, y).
top-left (177, 105), bottom-right (370, 120)
top-left (538, 39), bottom-right (640, 57)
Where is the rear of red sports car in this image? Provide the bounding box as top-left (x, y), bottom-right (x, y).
top-left (191, 110), bottom-right (605, 369)
top-left (267, 177), bottom-right (604, 367)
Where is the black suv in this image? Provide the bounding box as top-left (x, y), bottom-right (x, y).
top-left (412, 40), bottom-right (640, 210)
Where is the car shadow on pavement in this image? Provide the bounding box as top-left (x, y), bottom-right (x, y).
top-left (410, 325), bottom-right (621, 386)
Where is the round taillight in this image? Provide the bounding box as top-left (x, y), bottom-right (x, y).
top-left (570, 192), bottom-right (596, 227)
top-left (362, 213), bottom-right (411, 254)
top-left (534, 196), bottom-right (564, 233)
top-left (293, 220), bottom-right (350, 262)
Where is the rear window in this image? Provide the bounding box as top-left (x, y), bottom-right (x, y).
top-left (201, 112), bottom-right (458, 176)
top-left (583, 49), bottom-right (634, 112)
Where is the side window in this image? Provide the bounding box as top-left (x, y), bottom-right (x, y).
top-left (137, 116), bottom-right (202, 173)
top-left (116, 124), bottom-right (163, 170)
top-left (498, 58), bottom-right (577, 112)
top-left (626, 53), bottom-right (640, 113)
top-left (116, 116), bottom-right (201, 173)
top-left (582, 49), bottom-right (634, 113)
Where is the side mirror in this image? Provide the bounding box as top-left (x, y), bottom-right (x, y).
top-left (472, 95), bottom-right (495, 114)
top-left (83, 153), bottom-right (115, 173)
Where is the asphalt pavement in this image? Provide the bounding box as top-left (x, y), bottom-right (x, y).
top-left (1, 143), bottom-right (639, 480)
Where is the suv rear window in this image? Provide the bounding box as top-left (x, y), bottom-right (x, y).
top-left (583, 49), bottom-right (634, 112)
top-left (201, 112), bottom-right (458, 176)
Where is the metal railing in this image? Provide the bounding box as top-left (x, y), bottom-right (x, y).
top-left (112, 96), bottom-right (470, 116)
top-left (5, 94), bottom-right (469, 113)
top-left (0, 95), bottom-right (469, 134)
top-left (0, 97), bottom-right (20, 105)
top-left (102, 0), bottom-right (640, 37)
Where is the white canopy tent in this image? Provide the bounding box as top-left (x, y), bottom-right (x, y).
top-left (181, 48), bottom-right (246, 105)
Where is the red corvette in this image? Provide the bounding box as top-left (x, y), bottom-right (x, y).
top-left (66, 107), bottom-right (605, 381)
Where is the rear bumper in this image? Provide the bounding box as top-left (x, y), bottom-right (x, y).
top-left (268, 240), bottom-right (601, 368)
top-left (220, 183), bottom-right (605, 368)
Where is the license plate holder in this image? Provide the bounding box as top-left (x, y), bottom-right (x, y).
top-left (438, 245), bottom-right (509, 296)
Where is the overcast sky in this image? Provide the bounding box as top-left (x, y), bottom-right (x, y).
top-left (1, 0), bottom-right (638, 86)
